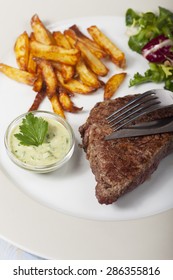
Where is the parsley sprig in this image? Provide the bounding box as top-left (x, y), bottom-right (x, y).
top-left (14, 113), bottom-right (48, 146)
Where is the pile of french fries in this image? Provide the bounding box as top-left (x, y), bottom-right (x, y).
top-left (0, 14), bottom-right (126, 118)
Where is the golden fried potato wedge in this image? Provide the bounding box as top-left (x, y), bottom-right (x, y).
top-left (52, 31), bottom-right (75, 80)
top-left (1, 14), bottom-right (129, 118)
top-left (50, 95), bottom-right (65, 118)
top-left (0, 63), bottom-right (36, 85)
top-left (27, 33), bottom-right (37, 73)
top-left (60, 64), bottom-right (75, 81)
top-left (76, 58), bottom-right (102, 88)
top-left (51, 61), bottom-right (75, 82)
top-left (76, 41), bottom-right (108, 76)
top-left (30, 41), bottom-right (80, 65)
top-left (29, 90), bottom-right (46, 111)
top-left (35, 58), bottom-right (58, 99)
top-left (32, 74), bottom-right (44, 92)
top-left (57, 71), bottom-right (95, 94)
top-left (31, 14), bottom-right (56, 45)
top-left (59, 88), bottom-right (83, 113)
top-left (14, 31), bottom-right (29, 71)
top-left (69, 25), bottom-right (107, 59)
top-left (30, 32), bottom-right (36, 41)
top-left (64, 29), bottom-right (77, 48)
top-left (53, 31), bottom-right (72, 49)
top-left (27, 52), bottom-right (37, 74)
top-left (87, 25), bottom-right (126, 68)
top-left (50, 61), bottom-right (63, 72)
top-left (65, 28), bottom-right (106, 58)
top-left (104, 72), bottom-right (126, 100)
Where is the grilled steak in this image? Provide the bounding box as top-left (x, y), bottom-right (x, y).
top-left (79, 94), bottom-right (173, 204)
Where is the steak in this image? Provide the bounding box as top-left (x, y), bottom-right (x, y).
top-left (79, 94), bottom-right (173, 204)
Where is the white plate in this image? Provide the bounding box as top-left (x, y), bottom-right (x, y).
top-left (1, 15), bottom-right (173, 220)
top-left (0, 15), bottom-right (173, 259)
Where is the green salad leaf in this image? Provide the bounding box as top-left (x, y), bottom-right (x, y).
top-left (126, 7), bottom-right (173, 53)
top-left (14, 113), bottom-right (48, 146)
top-left (130, 63), bottom-right (173, 88)
top-left (126, 7), bottom-right (173, 92)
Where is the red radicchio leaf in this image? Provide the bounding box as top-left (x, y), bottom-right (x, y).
top-left (142, 34), bottom-right (173, 63)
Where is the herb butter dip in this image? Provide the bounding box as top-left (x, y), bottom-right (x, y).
top-left (9, 117), bottom-right (72, 167)
top-left (5, 111), bottom-right (74, 173)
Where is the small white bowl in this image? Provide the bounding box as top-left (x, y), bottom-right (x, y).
top-left (4, 111), bottom-right (75, 173)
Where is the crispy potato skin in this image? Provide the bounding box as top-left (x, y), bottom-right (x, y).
top-left (0, 63), bottom-right (36, 85)
top-left (30, 41), bottom-right (80, 65)
top-left (35, 58), bottom-right (58, 99)
top-left (59, 89), bottom-right (83, 113)
top-left (88, 25), bottom-right (126, 68)
top-left (31, 14), bottom-right (56, 45)
top-left (76, 41), bottom-right (109, 77)
top-left (104, 73), bottom-right (127, 100)
top-left (14, 31), bottom-right (30, 71)
top-left (0, 15), bottom-right (126, 118)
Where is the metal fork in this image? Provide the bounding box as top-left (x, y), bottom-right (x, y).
top-left (106, 89), bottom-right (173, 131)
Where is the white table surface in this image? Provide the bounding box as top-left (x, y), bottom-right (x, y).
top-left (0, 0), bottom-right (173, 260)
top-left (0, 239), bottom-right (43, 260)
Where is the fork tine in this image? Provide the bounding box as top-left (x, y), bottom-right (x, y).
top-left (114, 103), bottom-right (161, 131)
top-left (108, 95), bottom-right (158, 125)
top-left (106, 90), bottom-right (155, 121)
top-left (106, 89), bottom-right (173, 134)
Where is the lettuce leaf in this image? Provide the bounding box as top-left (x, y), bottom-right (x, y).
top-left (126, 7), bottom-right (173, 92)
top-left (126, 7), bottom-right (173, 53)
top-left (129, 63), bottom-right (173, 91)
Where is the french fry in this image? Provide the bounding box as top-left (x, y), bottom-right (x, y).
top-left (29, 90), bottom-right (46, 111)
top-left (76, 41), bottom-right (108, 76)
top-left (57, 71), bottom-right (95, 94)
top-left (50, 61), bottom-right (62, 72)
top-left (53, 31), bottom-right (72, 49)
top-left (27, 33), bottom-right (37, 73)
top-left (104, 72), bottom-right (126, 100)
top-left (31, 14), bottom-right (56, 45)
top-left (60, 64), bottom-right (75, 81)
top-left (30, 40), bottom-right (80, 65)
top-left (50, 94), bottom-right (65, 118)
top-left (59, 88), bottom-right (83, 113)
top-left (50, 61), bottom-right (74, 82)
top-left (29, 32), bottom-right (36, 41)
top-left (52, 31), bottom-right (75, 81)
top-left (34, 58), bottom-right (65, 117)
top-left (35, 58), bottom-right (58, 99)
top-left (64, 29), bottom-right (77, 48)
top-left (14, 31), bottom-right (29, 71)
top-left (27, 52), bottom-right (37, 74)
top-left (0, 14), bottom-right (128, 118)
top-left (76, 58), bottom-right (102, 88)
top-left (69, 25), bottom-right (107, 59)
top-left (32, 74), bottom-right (44, 92)
top-left (87, 25), bottom-right (126, 68)
top-left (0, 63), bottom-right (36, 85)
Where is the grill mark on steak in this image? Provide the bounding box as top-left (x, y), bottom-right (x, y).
top-left (79, 94), bottom-right (173, 205)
